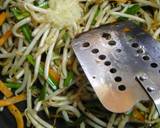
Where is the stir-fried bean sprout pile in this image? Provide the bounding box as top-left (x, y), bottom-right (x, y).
top-left (0, 0), bottom-right (160, 128)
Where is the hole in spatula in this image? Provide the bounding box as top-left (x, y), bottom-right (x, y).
top-left (104, 61), bottom-right (111, 66)
top-left (150, 63), bottom-right (158, 68)
top-left (115, 76), bottom-right (122, 82)
top-left (118, 85), bottom-right (126, 91)
top-left (110, 68), bottom-right (117, 73)
top-left (92, 49), bottom-right (99, 54)
top-left (143, 55), bottom-right (150, 61)
top-left (137, 48), bottom-right (144, 54)
top-left (102, 32), bottom-right (111, 40)
top-left (108, 40), bottom-right (116, 46)
top-left (99, 55), bottom-right (106, 60)
top-left (132, 43), bottom-right (139, 48)
top-left (83, 42), bottom-right (90, 47)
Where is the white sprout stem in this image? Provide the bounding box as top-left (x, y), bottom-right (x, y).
top-left (110, 11), bottom-right (146, 23)
top-left (45, 29), bottom-right (59, 79)
top-left (84, 5), bottom-right (98, 31)
top-left (153, 27), bottom-right (160, 39)
top-left (16, 24), bottom-right (50, 70)
top-left (135, 102), bottom-right (149, 113)
top-left (57, 105), bottom-right (81, 118)
top-left (85, 119), bottom-right (103, 128)
top-left (34, 101), bottom-right (42, 111)
top-left (0, 47), bottom-right (8, 54)
top-left (95, 5), bottom-right (110, 27)
top-left (25, 3), bottom-right (48, 14)
top-left (32, 23), bottom-right (46, 37)
top-left (78, 102), bottom-right (106, 127)
top-left (106, 113), bottom-right (116, 128)
top-left (28, 109), bottom-right (53, 128)
top-left (80, 122), bottom-right (86, 128)
top-left (12, 17), bottom-right (31, 38)
top-left (48, 101), bottom-right (72, 107)
top-left (61, 37), bottom-right (70, 78)
top-left (27, 68), bottom-right (32, 109)
top-left (62, 110), bottom-right (72, 122)
top-left (148, 104), bottom-right (156, 121)
top-left (134, 0), bottom-right (160, 8)
top-left (25, 111), bottom-right (45, 128)
top-left (49, 96), bottom-right (68, 101)
top-left (118, 116), bottom-right (129, 128)
top-left (34, 28), bottom-right (50, 82)
top-left (15, 69), bottom-right (25, 80)
top-left (0, 0), bottom-right (11, 9)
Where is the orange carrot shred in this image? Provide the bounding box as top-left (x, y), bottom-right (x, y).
top-left (0, 12), bottom-right (7, 26)
top-left (0, 93), bottom-right (26, 107)
top-left (0, 81), bottom-right (24, 128)
top-left (49, 68), bottom-right (60, 82)
top-left (0, 28), bottom-right (12, 46)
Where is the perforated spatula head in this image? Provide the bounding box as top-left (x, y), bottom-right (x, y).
top-left (72, 21), bottom-right (160, 113)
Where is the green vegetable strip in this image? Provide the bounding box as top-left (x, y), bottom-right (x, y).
top-left (119, 4), bottom-right (140, 20)
top-left (38, 85), bottom-right (46, 101)
top-left (11, 8), bottom-right (32, 43)
top-left (34, 1), bottom-right (49, 9)
top-left (21, 24), bottom-right (32, 43)
top-left (64, 71), bottom-right (74, 87)
top-left (11, 8), bottom-right (30, 21)
top-left (27, 55), bottom-right (57, 90)
top-left (5, 82), bottom-right (21, 89)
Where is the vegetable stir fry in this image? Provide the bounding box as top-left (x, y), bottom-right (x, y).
top-left (0, 0), bottom-right (160, 128)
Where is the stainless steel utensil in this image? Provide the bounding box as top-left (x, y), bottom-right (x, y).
top-left (72, 21), bottom-right (160, 114)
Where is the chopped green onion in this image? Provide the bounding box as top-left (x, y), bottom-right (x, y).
top-left (119, 4), bottom-right (140, 21)
top-left (64, 71), bottom-right (74, 87)
top-left (21, 24), bottom-right (32, 43)
top-left (5, 82), bottom-right (21, 89)
top-left (34, 1), bottom-right (49, 9)
top-left (11, 7), bottom-right (32, 43)
top-left (125, 4), bottom-right (140, 15)
top-left (92, 8), bottom-right (100, 25)
top-left (38, 86), bottom-right (46, 101)
top-left (11, 8), bottom-right (30, 21)
top-left (27, 55), bottom-right (57, 90)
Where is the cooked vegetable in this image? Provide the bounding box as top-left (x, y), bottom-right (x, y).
top-left (0, 93), bottom-right (26, 107)
top-left (0, 81), bottom-right (24, 128)
top-left (0, 28), bottom-right (12, 46)
top-left (0, 12), bottom-right (7, 26)
top-left (0, 0), bottom-right (160, 128)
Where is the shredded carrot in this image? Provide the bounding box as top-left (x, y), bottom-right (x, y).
top-left (0, 81), bottom-right (24, 128)
top-left (0, 28), bottom-right (12, 46)
top-left (49, 68), bottom-right (60, 82)
top-left (0, 12), bottom-right (7, 26)
top-left (8, 105), bottom-right (24, 128)
top-left (0, 81), bottom-right (13, 97)
top-left (132, 109), bottom-right (145, 122)
top-left (0, 93), bottom-right (26, 107)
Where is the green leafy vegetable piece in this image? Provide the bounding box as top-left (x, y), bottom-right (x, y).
top-left (21, 24), bottom-right (32, 43)
top-left (38, 86), bottom-right (46, 101)
top-left (64, 71), bottom-right (74, 87)
top-left (11, 8), bottom-right (30, 21)
top-left (5, 82), bottom-right (21, 89)
top-left (34, 1), bottom-right (49, 9)
top-left (125, 4), bottom-right (140, 15)
top-left (119, 4), bottom-right (140, 20)
top-left (27, 55), bottom-right (57, 90)
top-left (11, 7), bottom-right (32, 43)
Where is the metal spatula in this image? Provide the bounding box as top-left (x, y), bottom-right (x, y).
top-left (72, 21), bottom-right (160, 114)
